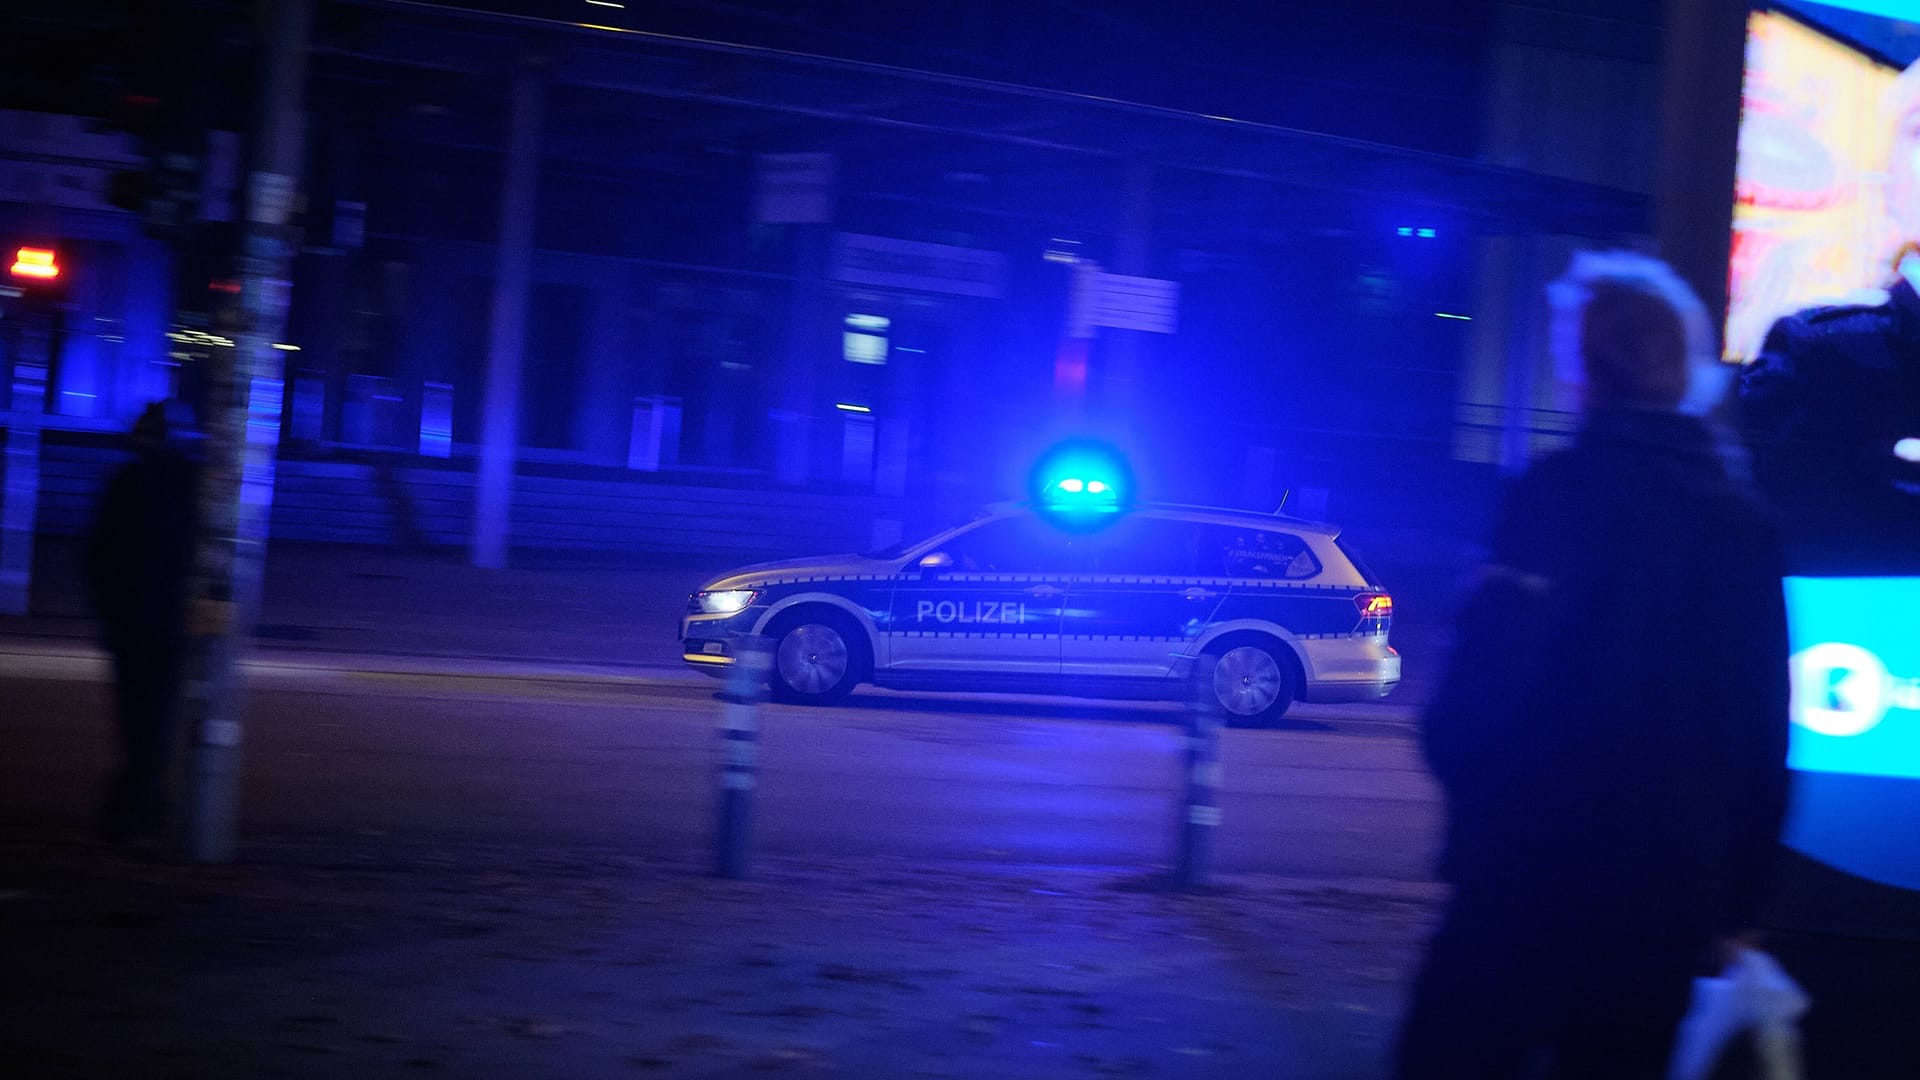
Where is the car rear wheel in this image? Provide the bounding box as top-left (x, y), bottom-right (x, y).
top-left (1208, 638), bottom-right (1296, 724)
top-left (768, 609), bottom-right (865, 705)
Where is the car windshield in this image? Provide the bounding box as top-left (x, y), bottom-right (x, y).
top-left (861, 507), bottom-right (997, 560)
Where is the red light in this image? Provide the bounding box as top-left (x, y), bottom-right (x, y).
top-left (1354, 593), bottom-right (1393, 619)
top-left (10, 247), bottom-right (58, 280)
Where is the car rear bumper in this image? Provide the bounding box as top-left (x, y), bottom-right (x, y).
top-left (1301, 636), bottom-right (1401, 701)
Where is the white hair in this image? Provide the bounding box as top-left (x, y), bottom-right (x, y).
top-left (1546, 250), bottom-right (1728, 415)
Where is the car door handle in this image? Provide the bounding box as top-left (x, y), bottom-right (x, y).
top-left (1182, 588), bottom-right (1216, 601)
top-left (1029, 584), bottom-right (1064, 598)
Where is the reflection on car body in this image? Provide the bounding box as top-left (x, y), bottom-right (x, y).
top-left (679, 503), bottom-right (1400, 722)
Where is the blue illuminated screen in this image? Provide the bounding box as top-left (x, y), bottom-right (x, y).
top-left (1783, 576), bottom-right (1920, 780)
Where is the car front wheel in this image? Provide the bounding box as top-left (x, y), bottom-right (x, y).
top-left (767, 610), bottom-right (864, 705)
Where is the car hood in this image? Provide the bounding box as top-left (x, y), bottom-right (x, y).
top-left (697, 554), bottom-right (899, 591)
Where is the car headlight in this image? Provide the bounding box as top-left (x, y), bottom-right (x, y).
top-left (693, 589), bottom-right (759, 615)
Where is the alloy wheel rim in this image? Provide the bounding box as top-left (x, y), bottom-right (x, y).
top-left (1213, 645), bottom-right (1282, 716)
top-left (778, 624), bottom-right (849, 694)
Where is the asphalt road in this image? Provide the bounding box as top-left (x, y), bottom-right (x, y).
top-left (0, 645), bottom-right (1442, 883)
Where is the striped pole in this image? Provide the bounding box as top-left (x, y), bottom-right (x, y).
top-left (715, 635), bottom-right (773, 879)
top-left (1175, 654), bottom-right (1224, 889)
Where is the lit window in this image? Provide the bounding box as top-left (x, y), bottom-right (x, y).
top-left (844, 313), bottom-right (889, 365)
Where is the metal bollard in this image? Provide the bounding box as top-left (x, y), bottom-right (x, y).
top-left (1174, 653), bottom-right (1224, 889)
top-left (715, 635), bottom-right (774, 879)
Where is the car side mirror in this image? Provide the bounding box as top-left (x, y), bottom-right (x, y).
top-left (918, 551), bottom-right (954, 575)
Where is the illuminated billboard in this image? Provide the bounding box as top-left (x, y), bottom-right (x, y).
top-left (1730, 2), bottom-right (1920, 897)
top-left (1725, 1), bottom-right (1920, 363)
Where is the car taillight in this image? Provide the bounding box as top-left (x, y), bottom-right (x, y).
top-left (1354, 592), bottom-right (1392, 618)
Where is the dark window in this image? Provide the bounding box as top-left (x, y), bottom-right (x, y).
top-left (1084, 516), bottom-right (1200, 576)
top-left (1196, 525), bottom-right (1321, 580)
top-left (526, 283), bottom-right (588, 450)
top-left (938, 516), bottom-right (1083, 574)
top-left (661, 284), bottom-right (772, 468)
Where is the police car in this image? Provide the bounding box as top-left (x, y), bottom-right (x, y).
top-left (680, 500), bottom-right (1400, 722)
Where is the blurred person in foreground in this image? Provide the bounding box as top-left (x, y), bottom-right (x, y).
top-left (1394, 252), bottom-right (1791, 1079)
top-left (1740, 58), bottom-right (1920, 569)
top-left (85, 401), bottom-right (201, 843)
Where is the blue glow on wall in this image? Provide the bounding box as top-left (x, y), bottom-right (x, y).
top-left (420, 381), bottom-right (454, 458)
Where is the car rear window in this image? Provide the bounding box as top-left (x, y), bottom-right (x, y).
top-left (1334, 537), bottom-right (1381, 585)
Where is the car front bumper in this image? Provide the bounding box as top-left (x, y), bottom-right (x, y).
top-left (679, 608), bottom-right (766, 673)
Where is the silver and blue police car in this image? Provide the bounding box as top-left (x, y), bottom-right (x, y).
top-left (680, 498), bottom-right (1400, 722)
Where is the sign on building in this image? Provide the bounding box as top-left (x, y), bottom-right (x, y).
top-left (1067, 263), bottom-right (1181, 335)
top-left (829, 233), bottom-right (1006, 299)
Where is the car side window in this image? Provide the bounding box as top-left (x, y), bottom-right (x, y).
top-left (937, 516), bottom-right (1081, 574)
top-left (1197, 525), bottom-right (1321, 580)
top-left (1085, 517), bottom-right (1199, 576)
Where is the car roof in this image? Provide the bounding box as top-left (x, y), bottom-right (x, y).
top-left (984, 499), bottom-right (1340, 537)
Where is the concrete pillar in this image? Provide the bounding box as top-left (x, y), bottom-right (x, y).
top-left (775, 224), bottom-right (828, 486)
top-left (1655, 0), bottom-right (1747, 327)
top-left (471, 62), bottom-right (544, 569)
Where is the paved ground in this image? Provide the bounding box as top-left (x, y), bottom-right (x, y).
top-left (2, 540), bottom-right (1918, 1078)
top-left (1, 834), bottom-right (1444, 1080)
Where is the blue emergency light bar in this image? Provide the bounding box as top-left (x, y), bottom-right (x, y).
top-left (1029, 439), bottom-right (1133, 528)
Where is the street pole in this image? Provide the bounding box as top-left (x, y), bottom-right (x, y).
top-left (1174, 654), bottom-right (1224, 890)
top-left (178, 0), bottom-right (311, 864)
top-left (716, 636), bottom-right (773, 879)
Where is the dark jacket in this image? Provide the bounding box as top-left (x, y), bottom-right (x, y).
top-left (1740, 278), bottom-right (1920, 569)
top-left (1423, 409), bottom-right (1791, 940)
top-left (85, 443), bottom-right (200, 658)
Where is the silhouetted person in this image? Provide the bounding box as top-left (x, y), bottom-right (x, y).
top-left (1396, 253), bottom-right (1791, 1079)
top-left (86, 401), bottom-right (200, 843)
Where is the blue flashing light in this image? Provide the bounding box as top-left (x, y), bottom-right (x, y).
top-left (1396, 226), bottom-right (1413, 237)
top-left (1028, 439), bottom-right (1134, 531)
top-left (1417, 227), bottom-right (1437, 239)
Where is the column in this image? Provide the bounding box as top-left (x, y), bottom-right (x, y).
top-left (471, 61), bottom-right (544, 569)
